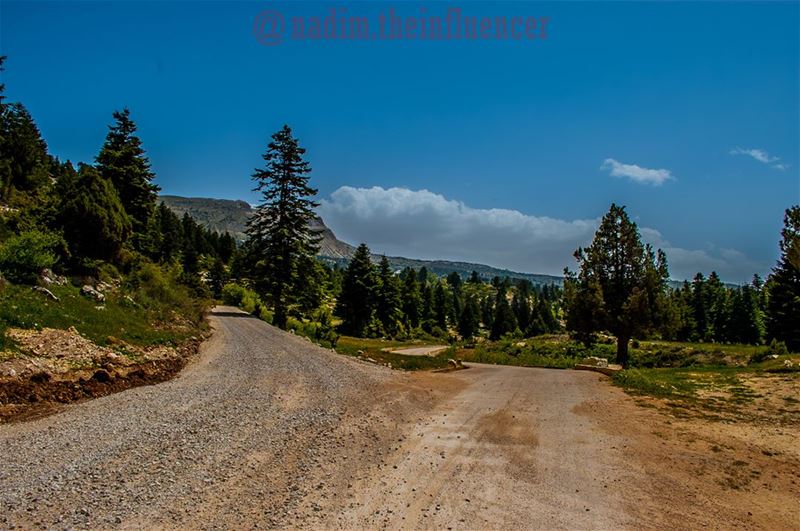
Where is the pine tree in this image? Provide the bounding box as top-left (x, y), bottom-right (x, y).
top-left (563, 204), bottom-right (669, 367)
top-left (468, 270), bottom-right (482, 284)
top-left (458, 295), bottom-right (480, 340)
top-left (490, 285), bottom-right (518, 340)
top-left (376, 256), bottom-right (402, 335)
top-left (512, 281), bottom-right (532, 333)
top-left (335, 243), bottom-right (377, 336)
top-left (59, 165), bottom-right (132, 261)
top-left (245, 125), bottom-right (321, 329)
top-left (706, 272), bottom-right (729, 342)
top-left (0, 102), bottom-right (49, 200)
top-left (95, 108), bottom-right (159, 232)
top-left (401, 268), bottom-right (422, 329)
top-left (766, 206), bottom-right (800, 351)
top-left (691, 273), bottom-right (712, 341)
top-left (434, 282), bottom-right (448, 330)
top-left (480, 295), bottom-right (495, 330)
top-left (421, 282), bottom-right (435, 331)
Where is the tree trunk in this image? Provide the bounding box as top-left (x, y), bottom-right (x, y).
top-left (616, 335), bottom-right (630, 368)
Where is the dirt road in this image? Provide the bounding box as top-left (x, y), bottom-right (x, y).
top-left (1, 307), bottom-right (797, 529)
top-left (386, 345), bottom-right (449, 357)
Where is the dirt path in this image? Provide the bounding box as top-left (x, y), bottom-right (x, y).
top-left (334, 364), bottom-right (636, 530)
top-left (387, 345), bottom-right (449, 357)
top-left (1, 307), bottom-right (796, 529)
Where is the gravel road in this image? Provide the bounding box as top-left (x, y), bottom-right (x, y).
top-left (2, 306), bottom-right (794, 529)
top-left (0, 307), bottom-right (399, 529)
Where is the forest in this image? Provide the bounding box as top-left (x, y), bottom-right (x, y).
top-left (1, 54), bottom-right (797, 375)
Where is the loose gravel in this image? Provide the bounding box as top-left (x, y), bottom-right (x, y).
top-left (0, 306), bottom-right (393, 529)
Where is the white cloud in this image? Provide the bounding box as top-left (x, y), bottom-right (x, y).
top-left (318, 186), bottom-right (763, 282)
top-left (601, 158), bottom-right (673, 185)
top-left (730, 147), bottom-right (787, 170)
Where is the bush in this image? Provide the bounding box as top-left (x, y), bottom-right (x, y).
top-left (750, 339), bottom-right (790, 365)
top-left (0, 230), bottom-right (64, 283)
top-left (124, 261), bottom-right (204, 322)
top-left (221, 282), bottom-right (262, 314)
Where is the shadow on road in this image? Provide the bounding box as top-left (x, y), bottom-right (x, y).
top-left (209, 310), bottom-right (260, 319)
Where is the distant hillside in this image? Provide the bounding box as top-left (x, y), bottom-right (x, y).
top-left (159, 195), bottom-right (355, 259)
top-left (159, 195), bottom-right (563, 285)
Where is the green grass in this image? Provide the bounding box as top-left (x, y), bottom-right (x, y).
top-left (613, 367), bottom-right (744, 401)
top-left (0, 283), bottom-right (204, 350)
top-left (335, 336), bottom-right (453, 371)
top-left (453, 335), bottom-right (615, 370)
top-left (450, 334), bottom-right (787, 372)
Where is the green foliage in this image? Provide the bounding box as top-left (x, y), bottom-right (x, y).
top-left (0, 280), bottom-right (203, 349)
top-left (766, 206), bottom-right (800, 352)
top-left (221, 282), bottom-right (262, 313)
top-left (0, 101), bottom-right (49, 201)
top-left (60, 165), bottom-right (132, 261)
top-left (0, 230), bottom-right (63, 283)
top-left (95, 108), bottom-right (159, 232)
top-left (124, 261), bottom-right (206, 322)
top-left (375, 255), bottom-right (403, 335)
top-left (749, 339), bottom-right (789, 364)
top-left (490, 285), bottom-right (518, 340)
top-left (208, 258), bottom-right (228, 298)
top-left (401, 268), bottom-right (422, 329)
top-left (564, 204), bottom-right (669, 367)
top-left (245, 125), bottom-right (320, 329)
top-left (335, 243), bottom-right (377, 336)
top-left (457, 295), bottom-right (480, 340)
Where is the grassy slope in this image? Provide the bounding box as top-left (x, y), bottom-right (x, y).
top-left (0, 283), bottom-right (203, 352)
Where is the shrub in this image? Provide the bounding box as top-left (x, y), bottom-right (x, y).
top-left (221, 282), bottom-right (262, 314)
top-left (750, 339), bottom-right (790, 365)
top-left (124, 261), bottom-right (204, 322)
top-left (0, 230), bottom-right (64, 283)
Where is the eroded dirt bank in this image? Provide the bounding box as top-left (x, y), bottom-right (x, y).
top-left (1, 307), bottom-right (797, 530)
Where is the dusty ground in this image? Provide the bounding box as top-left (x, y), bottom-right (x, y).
top-left (1, 307), bottom-right (797, 529)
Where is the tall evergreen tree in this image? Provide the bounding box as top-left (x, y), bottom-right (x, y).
top-left (563, 204), bottom-right (669, 367)
top-left (335, 243), bottom-right (377, 336)
top-left (490, 285), bottom-right (518, 340)
top-left (691, 273), bottom-right (712, 341)
top-left (245, 125), bottom-right (320, 329)
top-left (458, 295), bottom-right (480, 340)
top-left (420, 282), bottom-right (435, 331)
top-left (766, 206), bottom-right (800, 351)
top-left (480, 295), bottom-right (495, 330)
top-left (0, 102), bottom-right (49, 200)
top-left (376, 255), bottom-right (402, 335)
top-left (95, 108), bottom-right (159, 232)
top-left (707, 272), bottom-right (729, 342)
top-left (401, 268), bottom-right (422, 329)
top-left (512, 281), bottom-right (532, 333)
top-left (433, 282), bottom-right (449, 330)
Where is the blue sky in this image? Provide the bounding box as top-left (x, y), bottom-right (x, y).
top-left (2, 1), bottom-right (798, 282)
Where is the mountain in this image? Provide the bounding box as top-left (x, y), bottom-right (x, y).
top-left (160, 195), bottom-right (355, 259)
top-left (158, 195), bottom-right (562, 285)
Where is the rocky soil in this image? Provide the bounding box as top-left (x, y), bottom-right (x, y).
top-left (0, 327), bottom-right (201, 423)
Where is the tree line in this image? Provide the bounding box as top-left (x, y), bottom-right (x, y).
top-left (333, 243), bottom-right (561, 340)
top-left (0, 56), bottom-right (235, 296)
top-left (564, 204), bottom-right (799, 366)
top-left (2, 52), bottom-right (795, 359)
